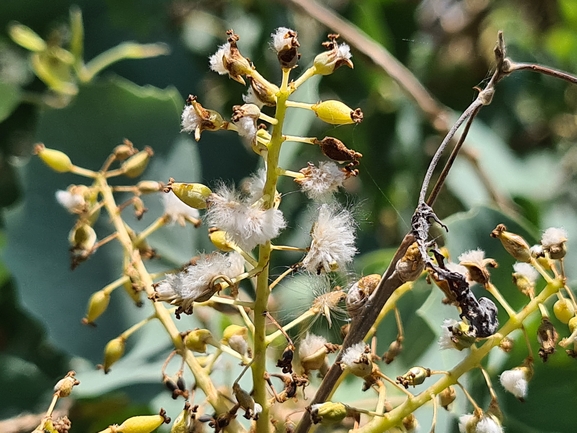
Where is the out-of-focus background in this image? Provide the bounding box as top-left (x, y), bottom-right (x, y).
top-left (1, 0), bottom-right (577, 432)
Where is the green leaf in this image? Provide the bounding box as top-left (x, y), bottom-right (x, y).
top-left (0, 81), bottom-right (21, 122)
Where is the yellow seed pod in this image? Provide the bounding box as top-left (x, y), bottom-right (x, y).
top-left (222, 324), bottom-right (247, 343)
top-left (568, 316), bottom-right (577, 333)
top-left (553, 299), bottom-right (575, 324)
top-left (121, 147), bottom-right (153, 178)
top-left (310, 402), bottom-right (348, 425)
top-left (103, 337), bottom-right (126, 374)
top-left (208, 228), bottom-right (234, 252)
top-left (122, 280), bottom-right (143, 307)
top-left (170, 408), bottom-right (192, 433)
top-left (169, 182), bottom-right (212, 209)
top-left (117, 414), bottom-right (165, 433)
top-left (83, 290), bottom-right (110, 325)
top-left (311, 100), bottom-right (363, 125)
top-left (34, 143), bottom-right (72, 173)
top-left (8, 22), bottom-right (47, 52)
top-left (490, 224), bottom-right (531, 263)
top-left (183, 329), bottom-right (213, 353)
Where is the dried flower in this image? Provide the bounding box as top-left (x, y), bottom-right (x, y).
top-left (302, 203), bottom-right (357, 274)
top-left (232, 103), bottom-right (260, 144)
top-left (299, 333), bottom-right (328, 375)
top-left (458, 413), bottom-right (503, 433)
top-left (439, 319), bottom-right (476, 351)
top-left (512, 262), bottom-right (539, 296)
top-left (271, 27), bottom-right (300, 69)
top-left (458, 249), bottom-right (497, 286)
top-left (313, 34), bottom-right (353, 75)
top-left (490, 224), bottom-right (531, 262)
top-left (340, 341), bottom-right (372, 378)
top-left (541, 227), bottom-right (568, 260)
top-left (181, 95), bottom-right (225, 141)
top-left (56, 186), bottom-right (87, 213)
top-left (499, 366), bottom-right (531, 400)
top-left (208, 30), bottom-right (252, 84)
top-left (154, 252), bottom-right (244, 315)
top-left (206, 183), bottom-right (286, 251)
top-left (295, 161), bottom-right (349, 200)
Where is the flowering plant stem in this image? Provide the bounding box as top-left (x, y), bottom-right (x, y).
top-left (252, 68), bottom-right (291, 433)
top-left (95, 173), bottom-right (247, 433)
top-left (356, 278), bottom-right (563, 433)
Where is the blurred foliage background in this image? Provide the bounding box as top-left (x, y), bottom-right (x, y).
top-left (1, 0), bottom-right (577, 432)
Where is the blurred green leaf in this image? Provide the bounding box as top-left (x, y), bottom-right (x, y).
top-left (0, 81), bottom-right (21, 122)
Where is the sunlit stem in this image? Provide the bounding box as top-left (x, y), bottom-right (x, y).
top-left (120, 312), bottom-right (156, 340)
top-left (70, 165), bottom-right (97, 178)
top-left (538, 302), bottom-right (549, 318)
top-left (277, 167), bottom-right (305, 179)
top-left (271, 244), bottom-right (306, 252)
top-left (486, 282), bottom-right (516, 318)
top-left (367, 281), bottom-right (413, 340)
top-left (285, 100), bottom-right (314, 110)
top-left (394, 307), bottom-right (404, 340)
top-left (530, 257), bottom-right (554, 284)
top-left (206, 296), bottom-right (255, 309)
top-left (102, 275), bottom-right (130, 295)
top-left (81, 42), bottom-right (169, 82)
top-left (134, 216), bottom-right (168, 244)
top-left (479, 366), bottom-right (498, 402)
top-left (265, 309), bottom-right (317, 345)
top-left (259, 112), bottom-right (278, 125)
top-left (375, 371), bottom-right (414, 398)
top-left (456, 381), bottom-right (482, 413)
top-left (291, 66), bottom-right (317, 91)
top-left (375, 381), bottom-right (388, 415)
top-left (269, 266), bottom-right (297, 291)
top-left (238, 305), bottom-right (255, 335)
top-left (283, 135), bottom-right (316, 144)
top-left (430, 394), bottom-right (438, 433)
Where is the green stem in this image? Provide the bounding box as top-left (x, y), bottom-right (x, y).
top-left (252, 69), bottom-right (291, 433)
top-left (355, 278), bottom-right (563, 433)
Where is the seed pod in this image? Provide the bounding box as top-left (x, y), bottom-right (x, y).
top-left (82, 290), bottom-right (110, 325)
top-left (208, 228), bottom-right (235, 251)
top-left (168, 180), bottom-right (212, 210)
top-left (397, 366), bottom-right (430, 388)
top-left (310, 402), bottom-right (348, 425)
top-left (183, 329), bottom-right (214, 353)
top-left (222, 325), bottom-right (248, 355)
top-left (8, 22), bottom-right (47, 52)
top-left (490, 224), bottom-right (531, 263)
top-left (102, 337), bottom-right (126, 373)
top-left (311, 101), bottom-right (363, 125)
top-left (313, 35), bottom-right (353, 76)
top-left (553, 299), bottom-right (575, 324)
top-left (53, 371), bottom-right (80, 397)
top-left (34, 143), bottom-right (73, 173)
top-left (113, 140), bottom-right (137, 160)
top-left (438, 386), bottom-right (456, 409)
top-left (117, 414), bottom-right (167, 433)
top-left (569, 316), bottom-right (577, 334)
top-left (314, 137), bottom-right (362, 163)
top-left (121, 146), bottom-right (153, 178)
top-left (69, 224), bottom-right (97, 251)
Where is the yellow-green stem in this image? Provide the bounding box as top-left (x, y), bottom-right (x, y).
top-left (355, 278), bottom-right (562, 433)
top-left (252, 69), bottom-right (291, 433)
top-left (95, 174), bottom-right (246, 433)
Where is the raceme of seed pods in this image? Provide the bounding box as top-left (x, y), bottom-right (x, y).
top-left (34, 27), bottom-right (577, 433)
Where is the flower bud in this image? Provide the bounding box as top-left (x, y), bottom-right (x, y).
top-left (396, 366), bottom-right (430, 388)
top-left (121, 146), bottom-right (153, 178)
top-left (553, 299), bottom-right (575, 324)
top-left (82, 290), bottom-right (110, 325)
top-left (53, 371), bottom-right (79, 397)
top-left (208, 228), bottom-right (235, 251)
top-left (310, 402), bottom-right (348, 425)
top-left (311, 101), bottom-right (363, 125)
top-left (34, 143), bottom-right (73, 173)
top-left (167, 179), bottom-right (212, 210)
top-left (8, 22), bottom-right (47, 52)
top-left (490, 224), bottom-right (531, 263)
top-left (438, 385), bottom-right (456, 409)
top-left (117, 413), bottom-right (167, 433)
top-left (102, 336), bottom-right (126, 373)
top-left (183, 329), bottom-right (214, 353)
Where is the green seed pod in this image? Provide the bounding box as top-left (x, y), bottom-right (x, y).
top-left (183, 329), bottom-right (213, 353)
top-left (121, 147), bottom-right (153, 178)
top-left (554, 299), bottom-right (575, 324)
top-left (397, 367), bottom-right (430, 388)
top-left (8, 22), bottom-right (47, 52)
top-left (311, 100), bottom-right (363, 125)
top-left (169, 180), bottom-right (212, 209)
top-left (103, 337), bottom-right (126, 373)
top-left (35, 143), bottom-right (73, 173)
top-left (83, 290), bottom-right (110, 325)
top-left (310, 402), bottom-right (348, 425)
top-left (117, 414), bottom-right (165, 433)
